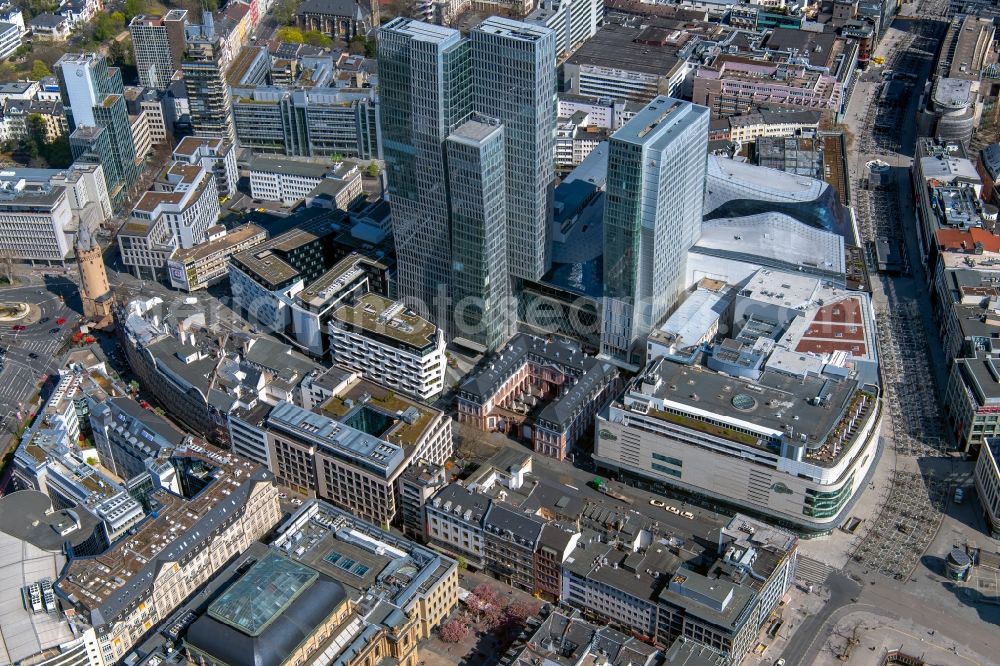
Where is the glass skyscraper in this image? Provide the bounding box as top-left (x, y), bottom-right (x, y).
top-left (470, 18), bottom-right (557, 282)
top-left (57, 53), bottom-right (140, 208)
top-left (601, 96), bottom-right (709, 365)
top-left (379, 17), bottom-right (556, 347)
top-left (445, 117), bottom-right (513, 351)
top-left (378, 18), bottom-right (470, 322)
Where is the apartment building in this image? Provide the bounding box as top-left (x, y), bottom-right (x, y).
top-left (57, 441), bottom-right (280, 665)
top-left (264, 379), bottom-right (452, 526)
top-left (328, 293), bottom-right (447, 401)
top-left (228, 211), bottom-right (349, 334)
top-left (129, 11), bottom-right (187, 90)
top-left (425, 483), bottom-right (492, 568)
top-left (0, 20), bottom-right (20, 59)
top-left (167, 223), bottom-right (266, 291)
top-left (88, 395), bottom-right (191, 479)
top-left (293, 252), bottom-right (391, 356)
top-left (172, 135), bottom-right (239, 197)
top-left (562, 515), bottom-right (796, 664)
top-left (119, 161), bottom-right (220, 279)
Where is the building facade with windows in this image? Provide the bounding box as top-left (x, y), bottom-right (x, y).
top-left (328, 293), bottom-right (447, 401)
top-left (601, 96), bottom-right (709, 365)
top-left (470, 17), bottom-right (556, 282)
top-left (129, 11), bottom-right (187, 90)
top-left (444, 117), bottom-right (513, 352)
top-left (264, 382), bottom-right (452, 526)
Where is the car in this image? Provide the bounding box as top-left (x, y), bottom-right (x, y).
top-left (56, 317), bottom-right (65, 325)
top-left (39, 317), bottom-right (49, 323)
top-left (667, 506), bottom-right (680, 514)
top-left (775, 659), bottom-right (786, 666)
top-left (49, 327), bottom-right (60, 334)
top-left (681, 511), bottom-right (695, 520)
top-left (12, 325), bottom-right (25, 331)
top-left (28, 352), bottom-right (38, 359)
top-left (649, 499), bottom-right (666, 508)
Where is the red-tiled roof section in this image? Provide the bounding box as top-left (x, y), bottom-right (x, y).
top-left (936, 227), bottom-right (1000, 253)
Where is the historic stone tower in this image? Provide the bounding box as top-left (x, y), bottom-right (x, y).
top-left (76, 225), bottom-right (113, 328)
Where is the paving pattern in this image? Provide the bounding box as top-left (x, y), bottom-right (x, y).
top-left (850, 471), bottom-right (949, 580)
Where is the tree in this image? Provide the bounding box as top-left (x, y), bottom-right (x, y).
top-left (439, 618), bottom-right (469, 643)
top-left (331, 152), bottom-right (344, 163)
top-left (471, 583), bottom-right (500, 606)
top-left (109, 38), bottom-right (135, 66)
top-left (303, 29), bottom-right (332, 47)
top-left (110, 11), bottom-right (126, 28)
top-left (0, 62), bottom-right (15, 82)
top-left (123, 0), bottom-right (145, 19)
top-left (366, 161), bottom-right (379, 178)
top-left (456, 555), bottom-right (467, 570)
top-left (273, 0), bottom-right (301, 25)
top-left (30, 59), bottom-right (51, 80)
top-left (93, 13), bottom-right (117, 41)
top-left (503, 599), bottom-right (538, 625)
top-left (276, 26), bottom-right (304, 43)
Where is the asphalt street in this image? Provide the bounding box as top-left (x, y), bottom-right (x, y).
top-left (0, 277), bottom-right (79, 427)
top-left (782, 573), bottom-right (861, 665)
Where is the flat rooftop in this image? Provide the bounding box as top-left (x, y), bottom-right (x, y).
top-left (474, 16), bottom-right (553, 41)
top-left (625, 358), bottom-right (875, 466)
top-left (377, 16), bottom-right (461, 44)
top-left (295, 253), bottom-right (385, 309)
top-left (448, 118), bottom-right (503, 146)
top-left (331, 293), bottom-right (438, 351)
top-left (612, 96), bottom-right (708, 147)
top-left (565, 22), bottom-right (687, 76)
top-left (249, 156), bottom-right (331, 180)
top-left (267, 400), bottom-right (406, 478)
top-left (318, 377), bottom-right (440, 448)
top-left (57, 442), bottom-right (272, 619)
top-left (171, 224), bottom-right (266, 264)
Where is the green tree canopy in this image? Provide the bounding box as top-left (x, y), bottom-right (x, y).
top-left (276, 26), bottom-right (304, 43)
top-left (108, 38), bottom-right (134, 66)
top-left (93, 13), bottom-right (117, 41)
top-left (30, 59), bottom-right (51, 80)
top-left (123, 0), bottom-right (145, 19)
top-left (303, 29), bottom-right (332, 47)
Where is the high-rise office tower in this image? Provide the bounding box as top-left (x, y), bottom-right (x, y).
top-left (445, 117), bottom-right (513, 351)
top-left (601, 96), bottom-right (709, 365)
top-left (183, 16), bottom-right (236, 145)
top-left (470, 17), bottom-right (556, 282)
top-left (378, 18), bottom-right (470, 319)
top-left (130, 10), bottom-right (188, 90)
top-left (57, 53), bottom-right (140, 208)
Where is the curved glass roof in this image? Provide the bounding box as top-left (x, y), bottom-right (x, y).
top-left (207, 552), bottom-right (318, 636)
